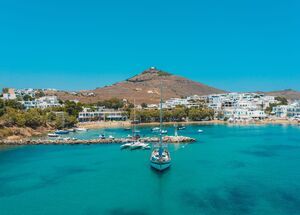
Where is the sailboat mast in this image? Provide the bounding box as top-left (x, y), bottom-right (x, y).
top-left (159, 82), bottom-right (163, 147)
top-left (133, 99), bottom-right (136, 138)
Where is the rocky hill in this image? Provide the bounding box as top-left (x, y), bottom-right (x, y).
top-left (47, 67), bottom-right (225, 104)
top-left (263, 89), bottom-right (300, 101)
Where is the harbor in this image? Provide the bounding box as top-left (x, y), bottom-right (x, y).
top-left (1, 124), bottom-right (300, 215)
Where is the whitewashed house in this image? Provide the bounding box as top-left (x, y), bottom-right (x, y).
top-left (2, 88), bottom-right (17, 100)
top-left (272, 105), bottom-right (288, 118)
top-left (78, 107), bottom-right (127, 122)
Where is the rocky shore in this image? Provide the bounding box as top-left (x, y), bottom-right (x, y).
top-left (0, 135), bottom-right (196, 146)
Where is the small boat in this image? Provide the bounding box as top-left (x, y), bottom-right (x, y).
top-left (67, 128), bottom-right (76, 132)
top-left (198, 129), bottom-right (203, 133)
top-left (178, 126), bottom-right (186, 130)
top-left (120, 142), bottom-right (134, 149)
top-left (127, 134), bottom-right (132, 138)
top-left (161, 130), bottom-right (168, 134)
top-left (48, 133), bottom-right (59, 137)
top-left (124, 127), bottom-right (131, 131)
top-left (108, 135), bottom-right (115, 140)
top-left (151, 127), bottom-right (160, 132)
top-left (63, 137), bottom-right (71, 141)
top-left (99, 134), bottom-right (105, 139)
top-left (55, 130), bottom-right (70, 135)
top-left (75, 128), bottom-right (88, 132)
top-left (130, 141), bottom-right (148, 150)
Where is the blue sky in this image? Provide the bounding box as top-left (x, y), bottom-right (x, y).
top-left (0, 0), bottom-right (299, 92)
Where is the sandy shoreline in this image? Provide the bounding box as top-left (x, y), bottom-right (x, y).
top-left (78, 119), bottom-right (299, 129)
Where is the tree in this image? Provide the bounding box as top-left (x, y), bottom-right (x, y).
top-left (0, 99), bottom-right (4, 117)
top-left (23, 95), bottom-right (33, 101)
top-left (64, 100), bottom-right (83, 117)
top-left (24, 109), bottom-right (45, 129)
top-left (96, 98), bottom-right (124, 109)
top-left (35, 90), bottom-right (45, 98)
top-left (170, 107), bottom-right (187, 121)
top-left (141, 103), bottom-right (148, 109)
top-left (275, 96), bottom-right (288, 105)
top-left (188, 108), bottom-right (214, 121)
top-left (4, 99), bottom-right (24, 110)
top-left (1, 108), bottom-right (25, 127)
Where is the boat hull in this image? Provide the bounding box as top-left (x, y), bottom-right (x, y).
top-left (150, 161), bottom-right (171, 171)
top-left (55, 130), bottom-right (69, 135)
top-left (120, 143), bottom-right (133, 149)
top-left (130, 145), bottom-right (143, 150)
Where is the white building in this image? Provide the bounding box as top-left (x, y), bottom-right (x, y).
top-left (273, 101), bottom-right (300, 118)
top-left (15, 88), bottom-right (36, 98)
top-left (78, 107), bottom-right (127, 122)
top-left (21, 96), bottom-right (62, 109)
top-left (21, 100), bottom-right (37, 109)
top-left (2, 88), bottom-right (17, 100)
top-left (224, 108), bottom-right (267, 121)
top-left (287, 101), bottom-right (300, 118)
top-left (36, 96), bottom-right (61, 109)
top-left (272, 105), bottom-right (288, 118)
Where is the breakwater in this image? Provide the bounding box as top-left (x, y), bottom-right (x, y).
top-left (0, 136), bottom-right (196, 145)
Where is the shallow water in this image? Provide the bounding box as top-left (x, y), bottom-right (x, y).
top-left (1, 124), bottom-right (300, 215)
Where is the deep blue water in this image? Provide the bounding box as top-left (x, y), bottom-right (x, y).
top-left (1, 124), bottom-right (300, 215)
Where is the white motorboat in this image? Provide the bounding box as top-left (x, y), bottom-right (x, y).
top-left (55, 130), bottom-right (69, 135)
top-left (76, 128), bottom-right (88, 132)
top-left (108, 135), bottom-right (115, 140)
top-left (130, 142), bottom-right (150, 150)
top-left (120, 142), bottom-right (134, 149)
top-left (198, 129), bottom-right (203, 133)
top-left (130, 141), bottom-right (145, 150)
top-left (48, 133), bottom-right (59, 137)
top-left (161, 130), bottom-right (168, 134)
top-left (151, 127), bottom-right (160, 132)
top-left (150, 82), bottom-right (171, 172)
top-left (178, 126), bottom-right (186, 130)
top-left (99, 134), bottom-right (105, 139)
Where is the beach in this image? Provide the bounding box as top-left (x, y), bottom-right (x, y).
top-left (77, 119), bottom-right (299, 129)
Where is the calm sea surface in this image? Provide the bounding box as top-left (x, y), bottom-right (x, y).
top-left (1, 124), bottom-right (300, 215)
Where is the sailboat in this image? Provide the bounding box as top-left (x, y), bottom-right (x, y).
top-left (121, 99), bottom-right (149, 149)
top-left (150, 83), bottom-right (171, 171)
top-left (55, 112), bottom-right (69, 134)
top-left (121, 99), bottom-right (136, 149)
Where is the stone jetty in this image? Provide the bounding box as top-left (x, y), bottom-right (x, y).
top-left (0, 136), bottom-right (196, 146)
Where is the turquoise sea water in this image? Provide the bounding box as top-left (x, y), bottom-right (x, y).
top-left (1, 124), bottom-right (300, 215)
